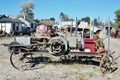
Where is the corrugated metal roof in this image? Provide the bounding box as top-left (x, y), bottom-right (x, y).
top-left (0, 17), bottom-right (14, 22)
top-left (0, 17), bottom-right (21, 23)
top-left (0, 15), bottom-right (6, 19)
top-left (26, 18), bottom-right (36, 24)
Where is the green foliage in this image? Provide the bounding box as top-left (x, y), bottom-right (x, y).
top-left (34, 19), bottom-right (39, 24)
top-left (59, 12), bottom-right (64, 21)
top-left (59, 12), bottom-right (73, 21)
top-left (69, 18), bottom-right (74, 21)
top-left (114, 9), bottom-right (120, 28)
top-left (94, 18), bottom-right (98, 26)
top-left (110, 21), bottom-right (117, 29)
top-left (93, 17), bottom-right (103, 27)
top-left (64, 14), bottom-right (69, 21)
top-left (50, 17), bottom-right (55, 21)
top-left (81, 16), bottom-right (90, 24)
top-left (20, 0), bottom-right (34, 19)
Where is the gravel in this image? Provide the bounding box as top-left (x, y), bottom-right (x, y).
top-left (0, 36), bottom-right (120, 80)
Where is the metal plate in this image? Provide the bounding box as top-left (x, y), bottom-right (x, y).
top-left (15, 36), bottom-right (31, 46)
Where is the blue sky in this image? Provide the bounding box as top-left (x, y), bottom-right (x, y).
top-left (0, 0), bottom-right (120, 22)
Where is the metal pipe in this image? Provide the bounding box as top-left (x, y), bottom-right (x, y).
top-left (92, 19), bottom-right (94, 38)
top-left (90, 18), bottom-right (92, 38)
top-left (82, 22), bottom-right (85, 49)
top-left (70, 21), bottom-right (73, 37)
top-left (60, 20), bottom-right (62, 33)
top-left (108, 17), bottom-right (111, 55)
top-left (75, 17), bottom-right (78, 37)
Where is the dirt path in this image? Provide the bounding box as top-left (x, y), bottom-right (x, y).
top-left (0, 37), bottom-right (120, 80)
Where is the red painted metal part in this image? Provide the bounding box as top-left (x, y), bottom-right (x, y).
top-left (84, 38), bottom-right (96, 53)
top-left (84, 38), bottom-right (106, 54)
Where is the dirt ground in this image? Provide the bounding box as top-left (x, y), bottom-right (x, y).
top-left (0, 37), bottom-right (120, 80)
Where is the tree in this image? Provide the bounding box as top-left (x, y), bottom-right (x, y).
top-left (59, 12), bottom-right (70, 21)
top-left (110, 21), bottom-right (117, 29)
top-left (64, 14), bottom-right (69, 21)
top-left (34, 19), bottom-right (40, 24)
top-left (20, 0), bottom-right (34, 19)
top-left (69, 18), bottom-right (74, 21)
top-left (81, 16), bottom-right (90, 24)
top-left (114, 9), bottom-right (120, 28)
top-left (93, 17), bottom-right (104, 27)
top-left (50, 17), bottom-right (55, 21)
top-left (94, 18), bottom-right (98, 26)
top-left (59, 12), bottom-right (64, 21)
top-left (85, 17), bottom-right (90, 24)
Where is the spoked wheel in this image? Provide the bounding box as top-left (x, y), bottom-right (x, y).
top-left (10, 48), bottom-right (33, 70)
top-left (48, 37), bottom-right (68, 56)
top-left (100, 53), bottom-right (118, 74)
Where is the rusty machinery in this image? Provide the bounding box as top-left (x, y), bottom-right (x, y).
top-left (8, 20), bottom-right (118, 74)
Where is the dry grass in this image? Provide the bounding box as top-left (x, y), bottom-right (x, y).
top-left (0, 37), bottom-right (120, 80)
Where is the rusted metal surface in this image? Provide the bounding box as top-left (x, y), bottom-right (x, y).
top-left (100, 53), bottom-right (118, 74)
top-left (10, 47), bottom-right (33, 70)
top-left (8, 23), bottom-right (118, 73)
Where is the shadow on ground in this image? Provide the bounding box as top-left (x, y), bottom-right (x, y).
top-left (24, 56), bottom-right (100, 71)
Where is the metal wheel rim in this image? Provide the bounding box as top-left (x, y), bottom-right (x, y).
top-left (48, 37), bottom-right (67, 55)
top-left (100, 53), bottom-right (118, 74)
top-left (10, 48), bottom-right (32, 70)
